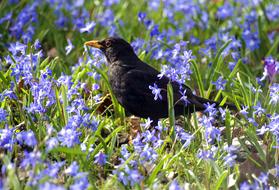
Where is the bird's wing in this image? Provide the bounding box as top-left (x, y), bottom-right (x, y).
top-left (124, 68), bottom-right (188, 105)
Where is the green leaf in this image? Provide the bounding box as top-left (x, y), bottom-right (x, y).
top-left (167, 82), bottom-right (175, 140)
top-left (214, 170), bottom-right (228, 190)
top-left (190, 59), bottom-right (205, 97)
top-left (147, 154), bottom-right (171, 185)
top-left (206, 40), bottom-right (232, 98)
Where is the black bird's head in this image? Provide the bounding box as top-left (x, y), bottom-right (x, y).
top-left (85, 37), bottom-right (137, 63)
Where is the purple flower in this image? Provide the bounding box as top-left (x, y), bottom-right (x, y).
top-left (169, 180), bottom-right (181, 190)
top-left (197, 147), bottom-right (217, 160)
top-left (94, 152), bottom-right (107, 166)
top-left (150, 25), bottom-right (160, 37)
top-left (114, 170), bottom-right (128, 185)
top-left (0, 12), bottom-right (12, 24)
top-left (175, 126), bottom-right (194, 148)
top-left (181, 50), bottom-right (192, 63)
top-left (125, 168), bottom-right (144, 186)
top-left (245, 10), bottom-right (258, 24)
top-left (141, 130), bottom-right (157, 144)
top-left (37, 161), bottom-right (65, 180)
top-left (205, 125), bottom-right (221, 144)
top-left (82, 114), bottom-right (99, 131)
top-left (258, 172), bottom-right (268, 186)
top-left (24, 131), bottom-right (37, 147)
top-left (216, 3), bottom-right (234, 20)
top-left (103, 0), bottom-right (119, 6)
top-left (34, 39), bottom-right (41, 50)
top-left (253, 103), bottom-right (265, 116)
top-left (139, 144), bottom-right (158, 163)
top-left (223, 145), bottom-right (238, 167)
top-left (80, 21), bottom-right (96, 33)
top-left (0, 108), bottom-right (7, 123)
top-left (65, 39), bottom-right (74, 55)
top-left (20, 151), bottom-right (42, 168)
top-left (269, 83), bottom-right (279, 104)
top-left (248, 117), bottom-right (258, 127)
top-left (58, 128), bottom-right (81, 147)
top-left (70, 172), bottom-right (89, 190)
top-left (203, 102), bottom-right (217, 116)
top-left (142, 117), bottom-right (153, 129)
top-left (16, 130), bottom-right (37, 147)
top-left (138, 12), bottom-right (146, 22)
top-left (39, 182), bottom-right (65, 190)
top-left (261, 57), bottom-right (278, 81)
top-left (0, 128), bottom-right (14, 151)
top-left (240, 106), bottom-right (249, 117)
top-left (149, 83), bottom-right (162, 100)
top-left (212, 76), bottom-right (227, 90)
top-left (266, 4), bottom-right (279, 21)
top-left (46, 137), bottom-right (59, 151)
top-left (65, 161), bottom-right (79, 176)
top-left (256, 124), bottom-right (269, 135)
top-left (243, 30), bottom-right (260, 51)
top-left (239, 181), bottom-right (252, 190)
top-left (9, 42), bottom-right (27, 56)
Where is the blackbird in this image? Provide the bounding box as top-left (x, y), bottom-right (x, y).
top-left (85, 37), bottom-right (236, 122)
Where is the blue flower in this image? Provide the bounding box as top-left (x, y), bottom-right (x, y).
top-left (242, 30), bottom-right (260, 51)
top-left (142, 117), bottom-right (153, 129)
top-left (65, 161), bottom-right (79, 176)
top-left (139, 144), bottom-right (158, 163)
top-left (212, 76), bottom-right (227, 90)
top-left (8, 42), bottom-right (27, 56)
top-left (216, 3), bottom-right (234, 20)
top-left (266, 4), bottom-right (279, 21)
top-left (203, 102), bottom-right (217, 116)
top-left (16, 130), bottom-right (37, 147)
top-left (65, 39), bottom-right (74, 55)
top-left (169, 180), bottom-right (181, 190)
top-left (260, 57), bottom-right (278, 82)
top-left (149, 83), bottom-right (162, 100)
top-left (58, 128), bottom-right (81, 147)
top-left (0, 127), bottom-right (14, 151)
top-left (0, 12), bottom-right (12, 24)
top-left (125, 168), bottom-right (144, 186)
top-left (20, 151), bottom-right (42, 168)
top-left (70, 172), bottom-right (89, 190)
top-left (80, 21), bottom-right (96, 33)
top-left (0, 108), bottom-right (7, 123)
top-left (39, 182), bottom-right (65, 190)
top-left (197, 146), bottom-right (217, 160)
top-left (94, 152), bottom-right (107, 166)
top-left (269, 83), bottom-right (279, 104)
top-left (103, 0), bottom-right (119, 6)
top-left (150, 25), bottom-right (160, 37)
top-left (37, 161), bottom-right (65, 180)
top-left (253, 103), bottom-right (265, 116)
top-left (138, 12), bottom-right (146, 23)
top-left (175, 126), bottom-right (194, 148)
top-left (223, 145), bottom-right (238, 167)
top-left (46, 137), bottom-right (59, 152)
top-left (113, 170), bottom-right (128, 186)
top-left (34, 39), bottom-right (41, 50)
top-left (24, 131), bottom-right (37, 147)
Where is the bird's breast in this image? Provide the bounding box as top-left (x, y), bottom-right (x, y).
top-left (108, 64), bottom-right (131, 105)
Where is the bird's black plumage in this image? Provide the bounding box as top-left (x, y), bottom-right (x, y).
top-left (85, 37), bottom-right (236, 120)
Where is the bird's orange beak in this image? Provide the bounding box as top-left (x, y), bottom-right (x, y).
top-left (84, 40), bottom-right (103, 49)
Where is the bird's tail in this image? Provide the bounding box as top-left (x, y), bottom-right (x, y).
top-left (194, 95), bottom-right (237, 111)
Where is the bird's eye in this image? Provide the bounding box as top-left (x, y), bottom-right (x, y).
top-left (105, 40), bottom-right (112, 47)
